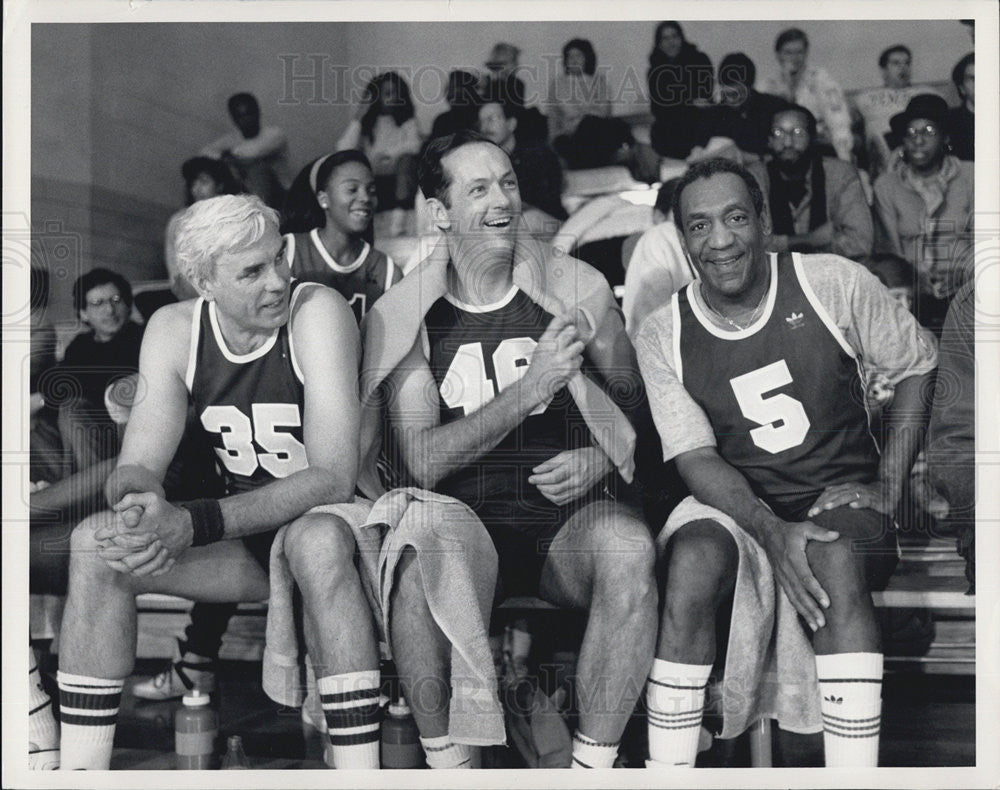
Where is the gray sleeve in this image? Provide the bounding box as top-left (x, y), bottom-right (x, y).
top-left (633, 305), bottom-right (717, 462)
top-left (801, 254), bottom-right (938, 383)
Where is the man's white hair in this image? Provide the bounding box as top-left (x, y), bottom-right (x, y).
top-left (175, 194), bottom-right (280, 284)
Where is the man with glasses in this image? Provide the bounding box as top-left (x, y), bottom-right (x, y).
top-left (39, 269), bottom-right (144, 475)
top-left (747, 104), bottom-right (873, 260)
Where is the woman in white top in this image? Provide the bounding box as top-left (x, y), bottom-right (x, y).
top-left (337, 72), bottom-right (423, 236)
top-left (548, 38), bottom-right (631, 170)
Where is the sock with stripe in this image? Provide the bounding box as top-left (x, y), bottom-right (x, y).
top-left (420, 735), bottom-right (471, 768)
top-left (29, 646), bottom-right (59, 768)
top-left (57, 671), bottom-right (124, 770)
top-left (318, 669), bottom-right (381, 768)
top-left (645, 658), bottom-right (712, 768)
top-left (571, 730), bottom-right (619, 768)
top-left (816, 652), bottom-right (882, 767)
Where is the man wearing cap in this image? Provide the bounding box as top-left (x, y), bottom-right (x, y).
top-left (873, 93), bottom-right (974, 330)
top-left (747, 104), bottom-right (873, 260)
top-left (853, 45), bottom-right (943, 177)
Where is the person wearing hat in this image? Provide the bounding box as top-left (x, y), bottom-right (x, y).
top-left (873, 93), bottom-right (974, 332)
top-left (165, 156), bottom-right (242, 300)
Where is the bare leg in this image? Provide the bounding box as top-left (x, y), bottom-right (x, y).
top-left (539, 501), bottom-right (657, 749)
top-left (388, 547), bottom-right (451, 738)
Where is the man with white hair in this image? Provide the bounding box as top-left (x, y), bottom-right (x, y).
top-left (55, 195), bottom-right (381, 770)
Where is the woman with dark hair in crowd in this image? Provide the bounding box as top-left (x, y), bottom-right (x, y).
top-left (874, 94), bottom-right (974, 333)
top-left (647, 21), bottom-right (714, 160)
top-left (337, 71), bottom-right (422, 236)
top-left (547, 38), bottom-right (612, 168)
top-left (429, 69), bottom-right (482, 139)
top-left (282, 150), bottom-right (401, 322)
top-left (164, 156), bottom-right (241, 301)
top-left (947, 53), bottom-right (974, 161)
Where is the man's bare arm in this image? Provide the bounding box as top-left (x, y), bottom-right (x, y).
top-left (389, 314), bottom-right (585, 489)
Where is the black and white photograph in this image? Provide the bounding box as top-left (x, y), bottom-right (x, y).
top-left (3, 1), bottom-right (997, 788)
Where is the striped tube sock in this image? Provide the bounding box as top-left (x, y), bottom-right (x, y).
top-left (318, 669), bottom-right (382, 769)
top-left (645, 658), bottom-right (712, 768)
top-left (57, 671), bottom-right (123, 770)
top-left (420, 735), bottom-right (471, 769)
top-left (29, 647), bottom-right (59, 768)
top-left (571, 731), bottom-right (619, 768)
top-left (816, 652), bottom-right (882, 767)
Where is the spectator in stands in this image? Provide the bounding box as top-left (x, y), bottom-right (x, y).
top-left (429, 70), bottom-right (482, 139)
top-left (874, 94), bottom-right (974, 332)
top-left (692, 52), bottom-right (790, 162)
top-left (30, 266), bottom-right (64, 484)
top-left (747, 104), bottom-right (873, 260)
top-left (201, 92), bottom-right (290, 210)
top-left (164, 156), bottom-right (242, 302)
top-left (947, 53), bottom-right (974, 162)
top-left (478, 93), bottom-right (567, 222)
top-left (483, 41), bottom-right (527, 108)
top-left (647, 21), bottom-right (714, 160)
top-left (854, 45), bottom-right (945, 177)
top-left (547, 38), bottom-right (630, 169)
top-left (45, 269), bottom-right (143, 475)
top-left (338, 72), bottom-right (422, 237)
top-left (759, 28), bottom-right (854, 163)
top-left (621, 179), bottom-right (696, 336)
top-left (927, 280), bottom-right (975, 592)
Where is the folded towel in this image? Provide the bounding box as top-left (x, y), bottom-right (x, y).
top-left (357, 229), bottom-right (638, 498)
top-left (374, 487), bottom-right (506, 746)
top-left (658, 497), bottom-right (822, 737)
top-left (262, 499), bottom-right (381, 708)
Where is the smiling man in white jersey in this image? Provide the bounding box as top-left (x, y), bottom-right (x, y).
top-left (633, 158), bottom-right (937, 768)
top-left (377, 130), bottom-right (657, 769)
top-left (55, 195), bottom-right (382, 770)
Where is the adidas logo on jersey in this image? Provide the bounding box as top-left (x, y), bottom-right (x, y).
top-left (785, 311), bottom-right (805, 329)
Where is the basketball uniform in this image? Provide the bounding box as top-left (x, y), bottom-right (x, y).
top-left (423, 286), bottom-right (602, 594)
top-left (674, 253), bottom-right (879, 521)
top-left (285, 230), bottom-right (396, 323)
top-left (185, 280), bottom-right (318, 566)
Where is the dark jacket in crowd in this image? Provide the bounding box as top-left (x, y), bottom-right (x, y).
top-left (648, 42), bottom-right (714, 159)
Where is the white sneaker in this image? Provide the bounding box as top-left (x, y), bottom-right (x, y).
top-left (133, 659), bottom-right (215, 701)
top-left (29, 742), bottom-right (60, 770)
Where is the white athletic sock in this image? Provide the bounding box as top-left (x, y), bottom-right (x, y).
top-left (420, 734), bottom-right (471, 768)
top-left (318, 669), bottom-right (381, 769)
top-left (29, 647), bottom-right (59, 759)
top-left (816, 652), bottom-right (882, 767)
top-left (571, 730), bottom-right (619, 768)
top-left (57, 671), bottom-right (123, 770)
top-left (645, 658), bottom-right (712, 768)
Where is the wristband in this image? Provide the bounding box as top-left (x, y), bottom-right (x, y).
top-left (179, 499), bottom-right (225, 547)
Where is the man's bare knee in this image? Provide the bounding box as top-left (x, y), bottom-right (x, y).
top-left (593, 517), bottom-right (657, 608)
top-left (665, 520), bottom-right (738, 598)
top-left (284, 513), bottom-right (357, 583)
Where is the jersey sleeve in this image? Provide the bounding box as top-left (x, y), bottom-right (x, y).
top-left (633, 303), bottom-right (717, 462)
top-left (799, 253), bottom-right (938, 383)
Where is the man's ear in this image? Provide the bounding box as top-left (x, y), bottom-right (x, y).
top-left (426, 198), bottom-right (452, 232)
top-left (191, 271), bottom-right (215, 302)
top-left (759, 206), bottom-right (773, 238)
top-left (508, 116), bottom-right (518, 136)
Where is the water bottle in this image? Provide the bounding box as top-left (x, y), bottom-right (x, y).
top-left (175, 689), bottom-right (217, 770)
top-left (380, 700), bottom-right (423, 768)
top-left (221, 734), bottom-right (252, 769)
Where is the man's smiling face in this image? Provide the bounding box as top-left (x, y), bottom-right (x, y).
top-left (678, 171), bottom-right (770, 302)
top-left (434, 142), bottom-right (522, 261)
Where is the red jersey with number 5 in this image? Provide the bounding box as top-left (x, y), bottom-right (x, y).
top-left (185, 280), bottom-right (319, 495)
top-left (673, 252), bottom-right (878, 508)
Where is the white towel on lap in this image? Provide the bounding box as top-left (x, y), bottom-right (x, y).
top-left (658, 496), bottom-right (823, 737)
